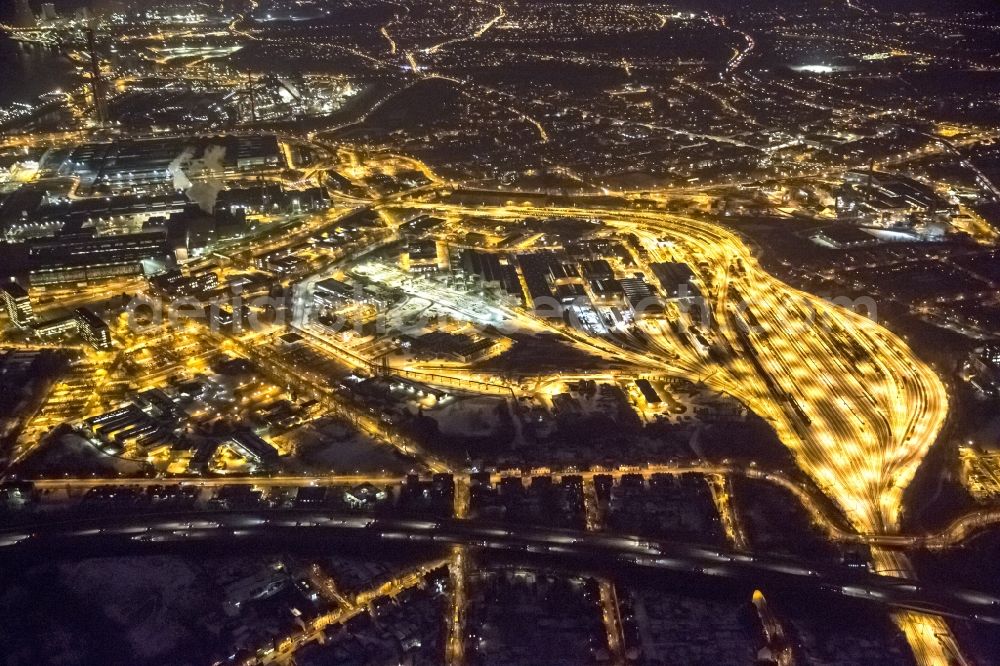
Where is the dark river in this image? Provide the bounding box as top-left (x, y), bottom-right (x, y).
top-left (0, 34), bottom-right (79, 106)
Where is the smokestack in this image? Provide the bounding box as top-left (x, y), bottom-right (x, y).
top-left (247, 70), bottom-right (256, 126)
top-left (14, 0), bottom-right (36, 27)
top-left (866, 157), bottom-right (875, 203)
top-left (86, 28), bottom-right (108, 125)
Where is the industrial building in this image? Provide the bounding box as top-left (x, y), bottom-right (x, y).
top-left (649, 262), bottom-right (696, 299)
top-left (27, 231), bottom-right (170, 286)
top-left (0, 280), bottom-right (33, 328)
top-left (74, 307), bottom-right (112, 350)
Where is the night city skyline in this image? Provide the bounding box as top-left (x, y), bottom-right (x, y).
top-left (1, 0), bottom-right (1000, 664)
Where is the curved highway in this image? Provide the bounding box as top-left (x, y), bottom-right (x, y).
top-left (0, 510), bottom-right (997, 626)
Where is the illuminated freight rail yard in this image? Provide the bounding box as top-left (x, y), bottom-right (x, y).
top-left (397, 200), bottom-right (949, 536)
